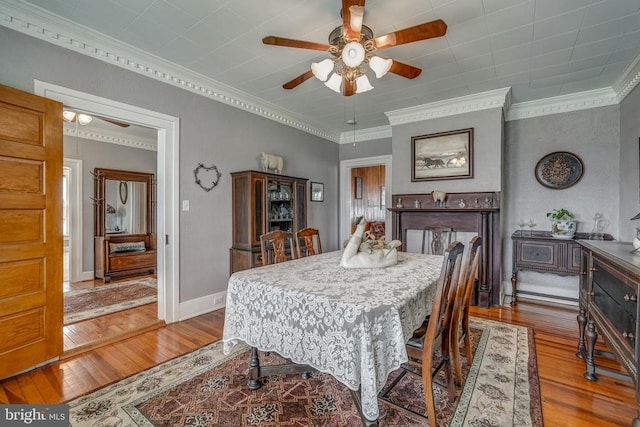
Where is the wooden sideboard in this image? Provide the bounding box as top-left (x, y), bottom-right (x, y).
top-left (389, 191), bottom-right (500, 307)
top-left (95, 233), bottom-right (156, 283)
top-left (510, 231), bottom-right (613, 305)
top-left (576, 240), bottom-right (640, 426)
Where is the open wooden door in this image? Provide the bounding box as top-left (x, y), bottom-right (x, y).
top-left (0, 84), bottom-right (63, 378)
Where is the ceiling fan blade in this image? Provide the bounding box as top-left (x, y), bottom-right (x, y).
top-left (102, 118), bottom-right (130, 128)
top-left (389, 60), bottom-right (422, 79)
top-left (283, 70), bottom-right (315, 90)
top-left (262, 36), bottom-right (330, 52)
top-left (373, 19), bottom-right (447, 50)
top-left (343, 78), bottom-right (355, 97)
top-left (342, 0), bottom-right (365, 40)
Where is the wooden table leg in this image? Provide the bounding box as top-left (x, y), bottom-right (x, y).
top-left (583, 320), bottom-right (598, 381)
top-left (576, 305), bottom-right (587, 359)
top-left (510, 271), bottom-right (518, 305)
top-left (247, 347), bottom-right (262, 390)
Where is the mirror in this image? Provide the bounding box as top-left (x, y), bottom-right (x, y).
top-left (105, 180), bottom-right (147, 234)
top-left (94, 168), bottom-right (154, 237)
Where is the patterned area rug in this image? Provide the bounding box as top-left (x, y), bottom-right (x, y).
top-left (67, 317), bottom-right (542, 426)
top-left (64, 277), bottom-right (157, 325)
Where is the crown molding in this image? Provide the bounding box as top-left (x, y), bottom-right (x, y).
top-left (3, 0), bottom-right (639, 141)
top-left (0, 0), bottom-right (339, 143)
top-left (613, 53), bottom-right (640, 103)
top-left (506, 88), bottom-right (619, 121)
top-left (385, 87), bottom-right (512, 126)
top-left (338, 125), bottom-right (392, 144)
top-left (64, 125), bottom-right (157, 151)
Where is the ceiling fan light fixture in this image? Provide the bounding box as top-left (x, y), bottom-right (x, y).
top-left (77, 113), bottom-right (93, 125)
top-left (62, 110), bottom-right (76, 122)
top-left (311, 58), bottom-right (334, 81)
top-left (325, 73), bottom-right (342, 93)
top-left (369, 56), bottom-right (393, 78)
top-left (355, 75), bottom-right (374, 93)
top-left (342, 41), bottom-right (365, 67)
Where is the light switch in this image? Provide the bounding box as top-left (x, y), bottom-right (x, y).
top-left (182, 200), bottom-right (190, 211)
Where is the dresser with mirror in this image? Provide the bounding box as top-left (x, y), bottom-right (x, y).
top-left (93, 168), bottom-right (156, 282)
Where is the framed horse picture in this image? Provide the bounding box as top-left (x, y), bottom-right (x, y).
top-left (411, 128), bottom-right (473, 181)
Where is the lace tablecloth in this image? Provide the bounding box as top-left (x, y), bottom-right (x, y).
top-left (223, 250), bottom-right (443, 421)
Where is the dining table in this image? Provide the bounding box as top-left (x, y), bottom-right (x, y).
top-left (222, 249), bottom-right (444, 425)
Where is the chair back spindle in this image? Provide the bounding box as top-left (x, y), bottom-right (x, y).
top-left (260, 230), bottom-right (296, 265)
top-left (296, 228), bottom-right (322, 258)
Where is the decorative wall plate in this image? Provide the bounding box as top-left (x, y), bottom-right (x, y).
top-left (535, 151), bottom-right (584, 189)
top-left (194, 163), bottom-right (222, 192)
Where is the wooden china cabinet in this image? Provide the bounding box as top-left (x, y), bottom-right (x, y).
top-left (230, 170), bottom-right (308, 273)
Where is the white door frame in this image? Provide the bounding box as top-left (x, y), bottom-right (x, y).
top-left (63, 158), bottom-right (82, 283)
top-left (35, 80), bottom-right (180, 323)
top-left (339, 155), bottom-right (392, 242)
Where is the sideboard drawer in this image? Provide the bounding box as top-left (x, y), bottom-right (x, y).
top-left (109, 251), bottom-right (156, 270)
top-left (593, 259), bottom-right (637, 325)
top-left (592, 280), bottom-right (636, 351)
top-left (517, 241), bottom-right (559, 269)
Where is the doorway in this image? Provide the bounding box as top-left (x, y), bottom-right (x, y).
top-left (34, 81), bottom-right (180, 327)
top-left (339, 155), bottom-right (392, 242)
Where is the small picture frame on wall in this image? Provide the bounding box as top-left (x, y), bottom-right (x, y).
top-left (310, 182), bottom-right (324, 202)
top-left (354, 176), bottom-right (363, 199)
top-left (411, 128), bottom-right (473, 181)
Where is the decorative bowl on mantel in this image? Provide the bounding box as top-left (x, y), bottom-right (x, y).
top-left (550, 219), bottom-right (578, 239)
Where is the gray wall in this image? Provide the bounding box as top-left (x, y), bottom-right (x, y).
top-left (64, 137), bottom-right (157, 271)
top-left (339, 137), bottom-right (392, 160)
top-left (391, 108), bottom-right (504, 193)
top-left (503, 106), bottom-right (621, 300)
top-left (1, 26), bottom-right (339, 302)
top-left (620, 85), bottom-right (640, 241)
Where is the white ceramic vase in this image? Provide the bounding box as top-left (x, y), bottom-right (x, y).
top-left (550, 219), bottom-right (577, 239)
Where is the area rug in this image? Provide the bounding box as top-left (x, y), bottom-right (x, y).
top-left (67, 317), bottom-right (542, 426)
top-left (64, 277), bottom-right (157, 325)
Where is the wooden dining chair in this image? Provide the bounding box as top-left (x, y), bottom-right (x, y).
top-left (450, 236), bottom-right (482, 386)
top-left (421, 226), bottom-right (454, 255)
top-left (260, 230), bottom-right (296, 265)
top-left (295, 227), bottom-right (322, 258)
top-left (379, 241), bottom-right (465, 427)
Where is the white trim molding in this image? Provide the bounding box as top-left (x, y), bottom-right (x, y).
top-left (64, 126), bottom-right (157, 151)
top-left (3, 0), bottom-right (639, 139)
top-left (35, 80), bottom-right (181, 324)
top-left (385, 87), bottom-right (512, 126)
top-left (506, 88), bottom-right (619, 121)
top-left (63, 158), bottom-right (82, 284)
top-left (613, 53), bottom-right (640, 103)
top-left (339, 155), bottom-right (392, 244)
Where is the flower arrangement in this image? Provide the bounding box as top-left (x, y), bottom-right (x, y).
top-left (546, 208), bottom-right (574, 221)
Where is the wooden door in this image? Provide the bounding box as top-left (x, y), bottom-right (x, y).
top-left (351, 165), bottom-right (386, 231)
top-left (0, 84), bottom-right (63, 378)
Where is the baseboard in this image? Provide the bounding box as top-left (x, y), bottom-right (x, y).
top-left (502, 279), bottom-right (578, 306)
top-left (80, 270), bottom-right (94, 282)
top-left (178, 291), bottom-right (227, 321)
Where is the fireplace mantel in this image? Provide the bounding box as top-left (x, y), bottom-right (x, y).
top-left (389, 191), bottom-right (501, 307)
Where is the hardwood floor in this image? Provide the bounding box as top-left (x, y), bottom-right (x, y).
top-left (1, 300), bottom-right (637, 426)
top-left (63, 275), bottom-right (163, 356)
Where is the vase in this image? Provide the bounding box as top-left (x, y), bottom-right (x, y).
top-left (550, 219), bottom-right (577, 239)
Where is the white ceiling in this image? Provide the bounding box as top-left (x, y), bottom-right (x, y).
top-left (6, 0), bottom-right (640, 142)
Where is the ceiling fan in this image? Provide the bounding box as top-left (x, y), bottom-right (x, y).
top-left (262, 0), bottom-right (447, 96)
top-left (62, 110), bottom-right (130, 128)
